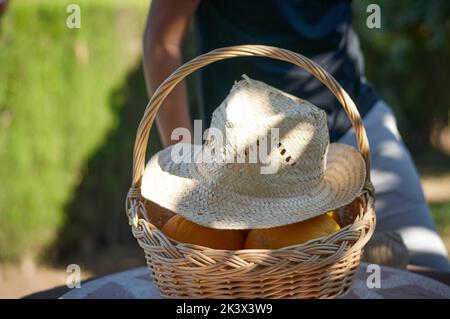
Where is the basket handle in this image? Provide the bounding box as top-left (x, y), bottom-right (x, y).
top-left (129, 45), bottom-right (372, 193)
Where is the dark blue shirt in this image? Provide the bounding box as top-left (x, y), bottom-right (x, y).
top-left (194, 0), bottom-right (378, 141)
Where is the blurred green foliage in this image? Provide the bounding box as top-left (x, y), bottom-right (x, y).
top-left (431, 202), bottom-right (450, 230)
top-left (354, 0), bottom-right (450, 154)
top-left (0, 0), bottom-right (151, 261)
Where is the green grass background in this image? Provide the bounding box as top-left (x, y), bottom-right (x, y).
top-left (0, 0), bottom-right (154, 261)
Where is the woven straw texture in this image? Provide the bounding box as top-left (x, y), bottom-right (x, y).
top-left (140, 77), bottom-right (368, 229)
top-left (126, 45), bottom-right (376, 299)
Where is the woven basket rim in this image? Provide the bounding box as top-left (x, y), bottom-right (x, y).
top-left (130, 189), bottom-right (375, 257)
top-left (143, 202), bottom-right (371, 252)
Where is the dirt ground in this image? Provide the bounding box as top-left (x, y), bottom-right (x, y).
top-left (422, 174), bottom-right (450, 203)
top-left (0, 261), bottom-right (90, 299)
top-left (0, 247), bottom-right (145, 299)
top-left (1, 175), bottom-right (450, 299)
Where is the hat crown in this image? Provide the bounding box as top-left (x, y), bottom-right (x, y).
top-left (141, 76), bottom-right (367, 229)
top-left (199, 77), bottom-right (329, 194)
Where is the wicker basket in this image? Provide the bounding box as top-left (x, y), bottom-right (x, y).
top-left (126, 45), bottom-right (376, 299)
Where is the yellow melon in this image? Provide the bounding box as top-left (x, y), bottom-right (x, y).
top-left (244, 213), bottom-right (340, 249)
top-left (162, 215), bottom-right (246, 250)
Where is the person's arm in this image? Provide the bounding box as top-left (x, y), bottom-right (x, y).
top-left (143, 0), bottom-right (199, 147)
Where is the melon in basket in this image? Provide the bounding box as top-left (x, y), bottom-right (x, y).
top-left (162, 215), bottom-right (247, 250)
top-left (244, 213), bottom-right (340, 249)
top-left (162, 212), bottom-right (340, 250)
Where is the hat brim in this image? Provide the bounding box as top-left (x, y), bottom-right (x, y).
top-left (141, 143), bottom-right (366, 229)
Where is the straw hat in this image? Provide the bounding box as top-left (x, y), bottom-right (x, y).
top-left (141, 76), bottom-right (366, 229)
